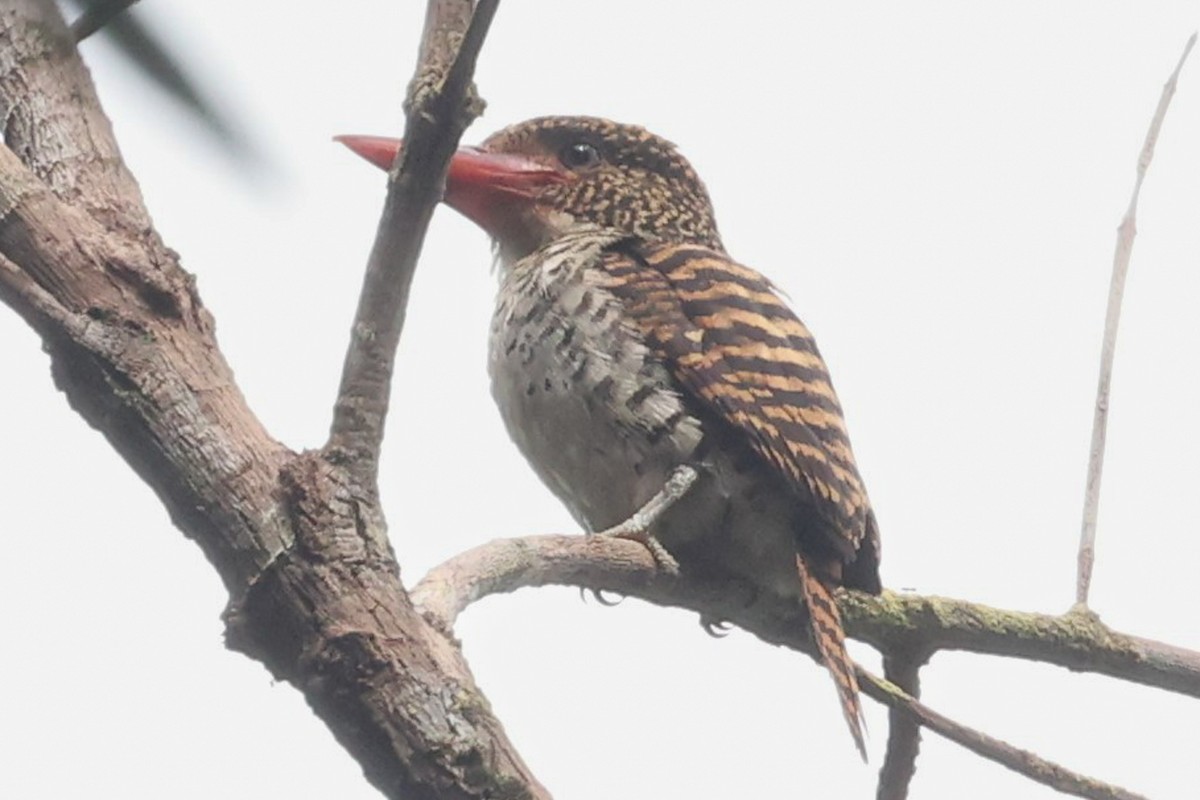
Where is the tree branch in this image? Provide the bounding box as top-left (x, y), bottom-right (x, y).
top-left (0, 0), bottom-right (152, 235)
top-left (844, 595), bottom-right (1200, 700)
top-left (876, 654), bottom-right (922, 800)
top-left (326, 0), bottom-right (499, 489)
top-left (858, 670), bottom-right (1146, 800)
top-left (411, 533), bottom-right (1200, 700)
top-left (0, 1), bottom-right (547, 797)
top-left (413, 535), bottom-right (1170, 796)
top-left (1077, 31), bottom-right (1197, 608)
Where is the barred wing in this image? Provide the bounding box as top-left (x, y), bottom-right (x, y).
top-left (600, 241), bottom-right (874, 563)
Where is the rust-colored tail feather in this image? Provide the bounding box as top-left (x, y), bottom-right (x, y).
top-left (795, 553), bottom-right (867, 760)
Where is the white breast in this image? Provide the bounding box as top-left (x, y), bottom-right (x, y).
top-left (487, 229), bottom-right (703, 531)
top-left (487, 230), bottom-right (804, 599)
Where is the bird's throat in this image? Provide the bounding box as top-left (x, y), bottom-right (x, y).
top-left (488, 212), bottom-right (611, 270)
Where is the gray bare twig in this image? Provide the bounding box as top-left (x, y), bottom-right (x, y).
top-left (858, 669), bottom-right (1146, 800)
top-left (1076, 32), bottom-right (1197, 608)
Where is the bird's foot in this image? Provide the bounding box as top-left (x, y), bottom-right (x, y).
top-left (594, 464), bottom-right (698, 575)
top-left (602, 526), bottom-right (680, 574)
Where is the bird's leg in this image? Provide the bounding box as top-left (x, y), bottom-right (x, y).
top-left (594, 464), bottom-right (698, 575)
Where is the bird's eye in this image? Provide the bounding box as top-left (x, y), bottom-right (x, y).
top-left (558, 141), bottom-right (602, 170)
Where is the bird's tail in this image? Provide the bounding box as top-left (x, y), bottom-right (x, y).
top-left (795, 553), bottom-right (867, 760)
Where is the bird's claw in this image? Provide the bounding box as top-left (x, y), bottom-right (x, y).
top-left (578, 586), bottom-right (624, 606)
top-left (700, 616), bottom-right (732, 638)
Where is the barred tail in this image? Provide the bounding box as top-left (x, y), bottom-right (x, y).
top-left (795, 553), bottom-right (867, 760)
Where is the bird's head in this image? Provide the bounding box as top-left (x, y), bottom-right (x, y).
top-left (337, 116), bottom-right (722, 262)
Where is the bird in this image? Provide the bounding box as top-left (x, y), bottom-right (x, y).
top-left (338, 116), bottom-right (882, 758)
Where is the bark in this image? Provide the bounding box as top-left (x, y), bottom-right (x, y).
top-left (0, 1), bottom-right (546, 798)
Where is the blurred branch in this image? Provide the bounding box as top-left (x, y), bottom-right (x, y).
top-left (858, 669), bottom-right (1146, 800)
top-left (1077, 31), bottom-right (1197, 608)
top-left (876, 654), bottom-right (922, 800)
top-left (67, 0), bottom-right (265, 170)
top-left (69, 0), bottom-right (138, 40)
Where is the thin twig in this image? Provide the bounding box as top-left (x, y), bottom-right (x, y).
top-left (876, 654), bottom-right (923, 800)
top-left (858, 668), bottom-right (1146, 800)
top-left (326, 0), bottom-right (500, 489)
top-left (1076, 32), bottom-right (1197, 608)
top-left (440, 0), bottom-right (501, 109)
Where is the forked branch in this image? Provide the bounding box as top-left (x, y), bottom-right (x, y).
top-left (0, 1), bottom-right (548, 797)
top-left (413, 534), bottom-right (1192, 798)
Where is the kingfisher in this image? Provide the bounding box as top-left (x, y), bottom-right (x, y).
top-left (339, 116), bottom-right (882, 757)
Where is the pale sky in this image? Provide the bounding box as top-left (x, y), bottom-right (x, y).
top-left (3, 2), bottom-right (1199, 798)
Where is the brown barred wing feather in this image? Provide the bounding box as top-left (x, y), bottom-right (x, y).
top-left (599, 240), bottom-right (876, 757)
top-left (600, 241), bottom-right (873, 564)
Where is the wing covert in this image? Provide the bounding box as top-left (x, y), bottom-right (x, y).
top-left (599, 241), bottom-right (871, 557)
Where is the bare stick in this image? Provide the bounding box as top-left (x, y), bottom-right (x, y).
top-left (1077, 32), bottom-right (1197, 608)
top-left (326, 0), bottom-right (500, 489)
top-left (858, 668), bottom-right (1146, 800)
top-left (876, 654), bottom-right (923, 800)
